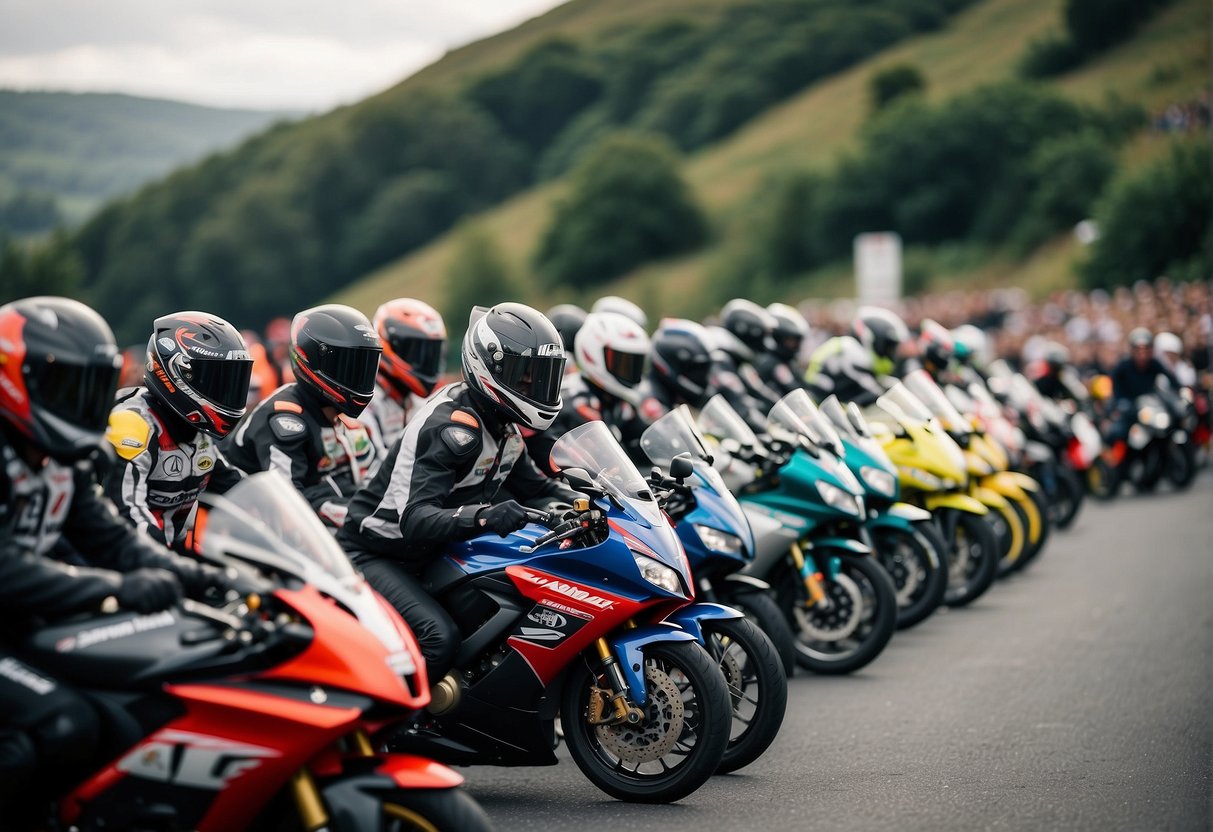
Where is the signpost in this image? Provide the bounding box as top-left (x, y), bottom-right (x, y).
top-left (854, 232), bottom-right (902, 305)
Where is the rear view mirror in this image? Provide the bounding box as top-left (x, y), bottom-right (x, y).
top-left (669, 453), bottom-right (694, 482)
top-left (560, 467), bottom-right (598, 492)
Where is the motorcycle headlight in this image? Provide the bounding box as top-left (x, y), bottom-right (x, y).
top-left (1152, 412), bottom-right (1170, 430)
top-left (693, 524), bottom-right (743, 555)
top-left (902, 466), bottom-right (943, 490)
top-left (632, 551), bottom-right (683, 595)
top-left (817, 480), bottom-right (861, 515)
top-left (859, 465), bottom-right (896, 497)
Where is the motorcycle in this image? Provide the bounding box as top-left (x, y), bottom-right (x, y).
top-left (699, 396), bottom-right (899, 675)
top-left (18, 472), bottom-right (490, 832)
top-left (638, 406), bottom-right (789, 773)
top-left (395, 421), bottom-right (734, 804)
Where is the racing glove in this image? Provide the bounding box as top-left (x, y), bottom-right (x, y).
top-left (476, 500), bottom-right (533, 537)
top-left (117, 568), bottom-right (183, 613)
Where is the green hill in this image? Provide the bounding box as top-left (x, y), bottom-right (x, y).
top-left (0, 91), bottom-right (295, 229)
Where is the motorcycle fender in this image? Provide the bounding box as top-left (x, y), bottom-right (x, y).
top-left (722, 574), bottom-right (773, 593)
top-left (320, 759), bottom-right (464, 832)
top-left (611, 625), bottom-right (698, 707)
top-left (970, 485), bottom-right (1010, 510)
top-left (925, 492), bottom-right (989, 515)
top-left (980, 472), bottom-right (1028, 501)
top-left (665, 602), bottom-right (745, 644)
top-left (807, 536), bottom-right (871, 556)
top-left (1005, 471), bottom-right (1040, 493)
top-left (867, 503), bottom-right (932, 532)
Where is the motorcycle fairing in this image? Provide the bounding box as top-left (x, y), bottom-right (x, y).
top-left (664, 602), bottom-right (745, 643)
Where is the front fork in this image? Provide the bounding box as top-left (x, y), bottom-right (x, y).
top-left (589, 637), bottom-right (645, 726)
top-left (789, 540), bottom-right (836, 610)
top-left (291, 730), bottom-right (377, 832)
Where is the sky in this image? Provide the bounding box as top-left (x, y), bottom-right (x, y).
top-left (0, 0), bottom-right (567, 112)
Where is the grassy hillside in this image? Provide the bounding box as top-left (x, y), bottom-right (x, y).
top-left (339, 0), bottom-right (1208, 317)
top-left (0, 91), bottom-right (294, 226)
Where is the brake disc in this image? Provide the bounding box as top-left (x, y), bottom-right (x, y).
top-left (712, 635), bottom-right (745, 706)
top-left (884, 539), bottom-right (922, 605)
top-left (794, 572), bottom-right (863, 641)
top-left (595, 663), bottom-right (685, 764)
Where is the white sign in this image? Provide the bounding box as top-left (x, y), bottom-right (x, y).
top-left (854, 232), bottom-right (902, 305)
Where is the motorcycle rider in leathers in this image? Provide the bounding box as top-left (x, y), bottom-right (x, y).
top-left (805, 306), bottom-right (910, 406)
top-left (0, 297), bottom-right (233, 826)
top-left (338, 303), bottom-right (584, 685)
top-left (105, 312), bottom-right (250, 549)
top-left (753, 302), bottom-right (812, 397)
top-left (222, 304), bottom-right (381, 529)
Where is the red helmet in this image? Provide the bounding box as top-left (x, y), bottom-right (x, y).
top-left (0, 296), bottom-right (122, 461)
top-left (145, 311), bottom-right (252, 437)
top-left (373, 298), bottom-right (446, 402)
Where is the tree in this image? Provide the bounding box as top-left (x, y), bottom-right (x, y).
top-left (869, 64), bottom-right (925, 112)
top-left (0, 232), bottom-right (83, 304)
top-left (443, 224), bottom-right (517, 343)
top-left (535, 132), bottom-right (707, 288)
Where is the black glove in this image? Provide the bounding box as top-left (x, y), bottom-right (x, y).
top-left (174, 559), bottom-right (236, 601)
top-left (117, 568), bottom-right (183, 614)
top-left (476, 500), bottom-right (533, 537)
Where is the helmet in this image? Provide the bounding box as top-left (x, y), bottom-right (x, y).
top-left (0, 296), bottom-right (122, 461)
top-left (1154, 331), bottom-right (1182, 357)
top-left (720, 298), bottom-right (774, 352)
top-left (1128, 327), bottom-right (1153, 349)
top-left (766, 302), bottom-right (810, 361)
top-left (1043, 340), bottom-right (1071, 370)
top-left (591, 296), bottom-right (648, 330)
top-left (145, 311), bottom-right (252, 437)
top-left (547, 304), bottom-right (588, 355)
top-left (951, 324), bottom-right (988, 367)
top-left (290, 304), bottom-right (382, 417)
top-left (917, 319), bottom-right (954, 371)
top-left (853, 306), bottom-right (909, 362)
top-left (462, 303), bottom-right (565, 431)
top-left (373, 298), bottom-right (446, 402)
top-left (650, 319), bottom-right (714, 407)
top-left (574, 312), bottom-right (650, 405)
top-left (706, 325), bottom-right (753, 365)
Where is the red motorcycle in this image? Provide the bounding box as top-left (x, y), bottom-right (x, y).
top-left (18, 473), bottom-right (492, 832)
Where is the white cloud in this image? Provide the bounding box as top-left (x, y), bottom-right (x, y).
top-left (0, 0), bottom-right (566, 110)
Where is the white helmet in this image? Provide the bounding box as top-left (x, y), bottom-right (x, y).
top-left (591, 296), bottom-right (648, 330)
top-left (952, 324), bottom-right (989, 367)
top-left (1154, 331), bottom-right (1182, 358)
top-left (574, 312), bottom-right (651, 405)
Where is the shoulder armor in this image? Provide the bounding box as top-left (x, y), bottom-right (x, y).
top-left (269, 413), bottom-right (309, 443)
top-left (106, 409), bottom-right (152, 461)
top-left (440, 425), bottom-right (480, 457)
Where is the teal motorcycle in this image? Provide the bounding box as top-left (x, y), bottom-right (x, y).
top-left (699, 396), bottom-right (898, 675)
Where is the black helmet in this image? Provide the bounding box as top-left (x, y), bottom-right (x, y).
top-left (0, 296), bottom-right (122, 461)
top-left (145, 311), bottom-right (252, 437)
top-left (547, 304), bottom-right (588, 355)
top-left (853, 306), bottom-right (910, 362)
top-left (290, 304), bottom-right (382, 417)
top-left (720, 298), bottom-right (774, 352)
top-left (462, 303), bottom-right (566, 430)
top-left (650, 319), bottom-right (714, 407)
top-left (767, 302), bottom-right (810, 361)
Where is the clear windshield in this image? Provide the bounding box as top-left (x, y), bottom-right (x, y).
top-left (699, 395), bottom-right (761, 449)
top-left (905, 369), bottom-right (972, 434)
top-left (551, 421), bottom-right (662, 525)
top-left (876, 381), bottom-right (934, 424)
top-left (771, 389), bottom-right (843, 453)
top-left (640, 405), bottom-right (713, 468)
top-left (198, 471), bottom-right (356, 581)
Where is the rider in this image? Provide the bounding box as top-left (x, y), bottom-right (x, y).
top-left (222, 304), bottom-right (382, 529)
top-left (805, 307), bottom-right (909, 406)
top-left (1108, 328), bottom-right (1180, 444)
top-left (753, 302), bottom-right (810, 396)
top-left (717, 299), bottom-right (784, 408)
top-left (1026, 341), bottom-right (1073, 402)
top-left (105, 311), bottom-right (250, 550)
top-left (0, 297), bottom-right (232, 822)
top-left (547, 303), bottom-right (588, 367)
top-left (527, 310), bottom-right (651, 471)
top-left (591, 295), bottom-right (648, 331)
top-left (337, 303), bottom-right (585, 683)
top-left (360, 299), bottom-right (447, 459)
top-left (914, 319), bottom-right (956, 383)
top-left (637, 318), bottom-right (716, 424)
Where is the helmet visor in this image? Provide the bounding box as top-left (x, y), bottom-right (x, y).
top-left (318, 345), bottom-right (381, 398)
top-left (605, 347), bottom-right (647, 388)
top-left (183, 357), bottom-right (253, 411)
top-left (390, 335), bottom-right (445, 380)
top-left (499, 353), bottom-right (565, 406)
top-left (27, 358), bottom-right (119, 434)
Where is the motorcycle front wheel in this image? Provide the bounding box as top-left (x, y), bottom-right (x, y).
top-left (382, 790), bottom-right (494, 832)
top-left (941, 510), bottom-right (999, 607)
top-left (562, 641), bottom-right (731, 803)
top-left (1165, 440), bottom-right (1197, 490)
top-left (871, 524), bottom-right (947, 630)
top-left (723, 588), bottom-right (798, 677)
top-left (701, 617), bottom-right (787, 774)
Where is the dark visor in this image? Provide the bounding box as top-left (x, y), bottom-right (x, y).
top-left (683, 354), bottom-right (711, 387)
top-left (390, 335), bottom-right (445, 379)
top-left (27, 358), bottom-right (120, 433)
top-left (319, 345), bottom-right (381, 397)
top-left (499, 353), bottom-right (565, 406)
top-left (605, 347), bottom-right (647, 387)
top-left (184, 358), bottom-right (253, 411)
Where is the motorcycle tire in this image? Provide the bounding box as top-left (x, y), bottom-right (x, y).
top-left (382, 789), bottom-right (494, 832)
top-left (1132, 443), bottom-right (1165, 493)
top-left (562, 641), bottom-right (731, 803)
top-left (1087, 457), bottom-right (1120, 500)
top-left (1165, 441), bottom-right (1198, 490)
top-left (1016, 486), bottom-right (1052, 571)
top-left (872, 525), bottom-right (947, 630)
top-left (725, 589), bottom-right (798, 678)
top-left (942, 511), bottom-right (999, 608)
top-left (781, 554), bottom-right (898, 675)
top-left (701, 617), bottom-right (787, 774)
top-left (1051, 466), bottom-right (1085, 530)
top-left (989, 499), bottom-right (1027, 580)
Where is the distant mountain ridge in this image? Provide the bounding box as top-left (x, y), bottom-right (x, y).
top-left (0, 90), bottom-right (298, 227)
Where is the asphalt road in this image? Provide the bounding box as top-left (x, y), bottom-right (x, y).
top-left (461, 473), bottom-right (1213, 832)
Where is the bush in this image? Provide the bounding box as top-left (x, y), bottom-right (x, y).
top-left (338, 170), bottom-right (462, 276)
top-left (535, 132), bottom-right (707, 288)
top-left (0, 232), bottom-right (83, 305)
top-left (1080, 140), bottom-right (1211, 289)
top-left (1011, 129), bottom-right (1116, 250)
top-left (443, 224), bottom-right (516, 344)
top-left (870, 64), bottom-right (926, 112)
top-left (1065, 0), bottom-right (1173, 54)
top-left (1018, 33), bottom-right (1083, 78)
top-left (0, 190), bottom-right (63, 235)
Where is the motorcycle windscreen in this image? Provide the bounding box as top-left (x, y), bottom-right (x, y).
top-left (770, 388), bottom-right (844, 454)
top-left (877, 381), bottom-right (934, 425)
top-left (699, 394), bottom-right (762, 451)
top-left (640, 404), bottom-right (713, 468)
top-left (550, 420), bottom-right (664, 527)
top-left (905, 369), bottom-right (972, 435)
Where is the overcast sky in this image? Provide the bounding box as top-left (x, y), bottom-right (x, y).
top-left (0, 0), bottom-right (567, 111)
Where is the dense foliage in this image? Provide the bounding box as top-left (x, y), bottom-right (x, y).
top-left (0, 233), bottom-right (83, 305)
top-left (869, 64), bottom-right (927, 112)
top-left (1021, 0), bottom-right (1175, 78)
